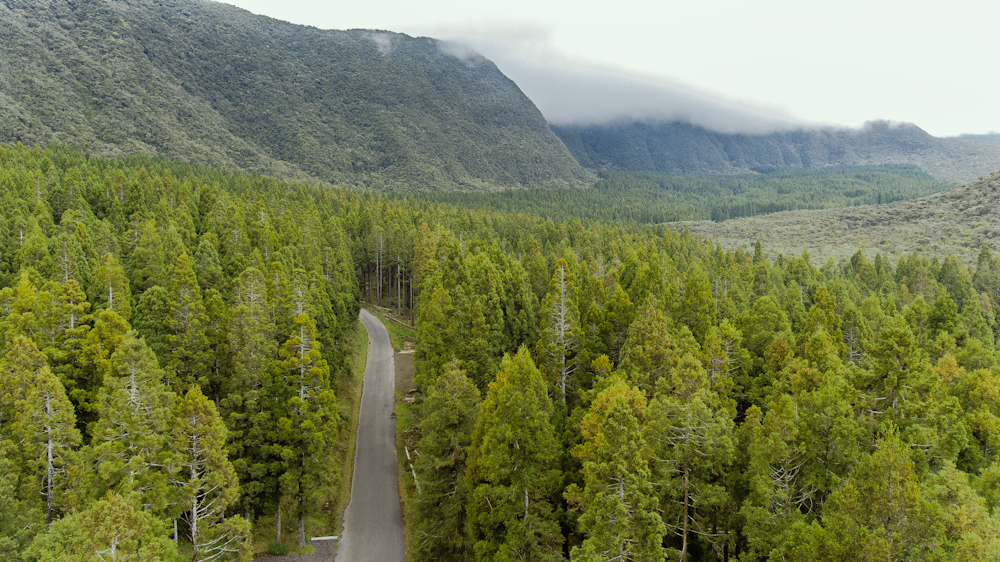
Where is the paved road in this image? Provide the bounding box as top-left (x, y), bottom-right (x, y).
top-left (335, 309), bottom-right (406, 562)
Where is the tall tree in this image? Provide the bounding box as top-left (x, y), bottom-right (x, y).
top-left (170, 386), bottom-right (252, 562)
top-left (466, 348), bottom-right (564, 561)
top-left (276, 312), bottom-right (338, 549)
top-left (24, 492), bottom-right (179, 562)
top-left (413, 360), bottom-right (480, 562)
top-left (4, 337), bottom-right (82, 525)
top-left (90, 332), bottom-right (177, 514)
top-left (536, 259), bottom-right (583, 406)
top-left (166, 253), bottom-right (211, 388)
top-left (646, 353), bottom-right (735, 560)
top-left (569, 377), bottom-right (664, 562)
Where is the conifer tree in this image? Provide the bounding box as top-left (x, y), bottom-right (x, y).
top-left (536, 259), bottom-right (583, 405)
top-left (223, 267), bottom-right (279, 520)
top-left (127, 219), bottom-right (166, 294)
top-left (88, 253), bottom-right (132, 321)
top-left (276, 312), bottom-right (338, 549)
top-left (3, 337), bottom-right (82, 525)
top-left (24, 492), bottom-right (179, 562)
top-left (171, 386), bottom-right (252, 561)
top-left (91, 332), bottom-right (177, 514)
top-left (570, 377), bottom-right (664, 562)
top-left (465, 348), bottom-right (564, 561)
top-left (132, 286), bottom-right (173, 370)
top-left (413, 360), bottom-right (480, 562)
top-left (0, 449), bottom-right (43, 561)
top-left (646, 353), bottom-right (735, 560)
top-left (166, 253), bottom-right (211, 388)
top-left (414, 275), bottom-right (457, 390)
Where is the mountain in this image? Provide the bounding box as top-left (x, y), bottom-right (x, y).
top-left (551, 119), bottom-right (1000, 183)
top-left (955, 133), bottom-right (1000, 145)
top-left (0, 0), bottom-right (593, 191)
top-left (675, 169), bottom-right (1000, 266)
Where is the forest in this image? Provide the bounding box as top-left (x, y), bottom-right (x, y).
top-left (404, 165), bottom-right (952, 224)
top-left (2, 142), bottom-right (1000, 561)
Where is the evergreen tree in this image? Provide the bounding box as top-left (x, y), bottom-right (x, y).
top-left (90, 333), bottom-right (176, 514)
top-left (466, 348), bottom-right (564, 561)
top-left (170, 386), bottom-right (252, 561)
top-left (536, 259), bottom-right (583, 406)
top-left (276, 312), bottom-right (338, 549)
top-left (88, 253), bottom-right (132, 322)
top-left (166, 253), bottom-right (211, 388)
top-left (24, 492), bottom-right (179, 562)
top-left (569, 377), bottom-right (664, 562)
top-left (3, 337), bottom-right (82, 525)
top-left (413, 360), bottom-right (480, 562)
top-left (646, 354), bottom-right (735, 560)
top-left (223, 267), bottom-right (279, 520)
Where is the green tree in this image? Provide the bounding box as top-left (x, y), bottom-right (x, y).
top-left (791, 435), bottom-right (941, 562)
top-left (569, 377), bottom-right (664, 562)
top-left (413, 360), bottom-right (481, 562)
top-left (536, 259), bottom-right (583, 406)
top-left (276, 312), bottom-right (338, 549)
top-left (24, 492), bottom-right (179, 562)
top-left (88, 253), bottom-right (132, 322)
top-left (646, 354), bottom-right (735, 560)
top-left (223, 267), bottom-right (279, 521)
top-left (90, 333), bottom-right (177, 514)
top-left (170, 386), bottom-right (252, 561)
top-left (166, 253), bottom-right (211, 387)
top-left (466, 348), bottom-right (564, 561)
top-left (5, 342), bottom-right (82, 525)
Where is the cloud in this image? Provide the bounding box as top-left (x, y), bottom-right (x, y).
top-left (436, 40), bottom-right (486, 66)
top-left (421, 22), bottom-right (826, 135)
top-left (367, 32), bottom-right (393, 54)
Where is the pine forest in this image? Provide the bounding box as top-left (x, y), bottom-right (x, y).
top-left (2, 142), bottom-right (1000, 560)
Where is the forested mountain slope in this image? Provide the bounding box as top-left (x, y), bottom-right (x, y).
top-left (552, 119), bottom-right (1000, 183)
top-left (678, 169), bottom-right (1000, 266)
top-left (405, 165), bottom-right (952, 224)
top-left (0, 0), bottom-right (592, 190)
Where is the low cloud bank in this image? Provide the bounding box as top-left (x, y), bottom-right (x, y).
top-left (429, 27), bottom-right (825, 135)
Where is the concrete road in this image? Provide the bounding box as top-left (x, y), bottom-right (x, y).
top-left (335, 309), bottom-right (406, 562)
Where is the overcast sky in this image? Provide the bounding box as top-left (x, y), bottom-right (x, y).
top-left (220, 0), bottom-right (998, 137)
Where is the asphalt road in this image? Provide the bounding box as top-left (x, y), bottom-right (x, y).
top-left (335, 309), bottom-right (406, 562)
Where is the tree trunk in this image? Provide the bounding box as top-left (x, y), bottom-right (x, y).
top-left (277, 503), bottom-right (282, 545)
top-left (298, 496), bottom-right (306, 549)
top-left (45, 392), bottom-right (53, 526)
top-left (681, 469), bottom-right (689, 562)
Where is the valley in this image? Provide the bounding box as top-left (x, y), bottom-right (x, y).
top-left (2, 1), bottom-right (1000, 561)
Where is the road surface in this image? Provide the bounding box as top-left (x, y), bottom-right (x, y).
top-left (335, 309), bottom-right (406, 562)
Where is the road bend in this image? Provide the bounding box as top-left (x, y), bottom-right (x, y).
top-left (335, 308), bottom-right (406, 562)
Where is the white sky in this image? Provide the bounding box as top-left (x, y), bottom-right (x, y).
top-left (220, 0), bottom-right (999, 137)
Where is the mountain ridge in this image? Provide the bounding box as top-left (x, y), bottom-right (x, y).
top-left (551, 119), bottom-right (1000, 183)
top-left (0, 0), bottom-right (593, 190)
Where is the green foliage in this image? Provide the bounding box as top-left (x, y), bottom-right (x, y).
top-left (4, 141), bottom-right (1000, 561)
top-left (24, 492), bottom-right (179, 562)
top-left (569, 377), bottom-right (664, 562)
top-left (412, 360), bottom-right (480, 562)
top-left (0, 0), bottom-right (590, 191)
top-left (406, 165), bottom-right (953, 224)
top-left (465, 348), bottom-right (564, 561)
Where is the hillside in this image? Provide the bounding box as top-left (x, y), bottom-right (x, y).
top-left (403, 165), bottom-right (952, 224)
top-left (0, 0), bottom-right (592, 190)
top-left (551, 119), bottom-right (1000, 183)
top-left (676, 169), bottom-right (1000, 266)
